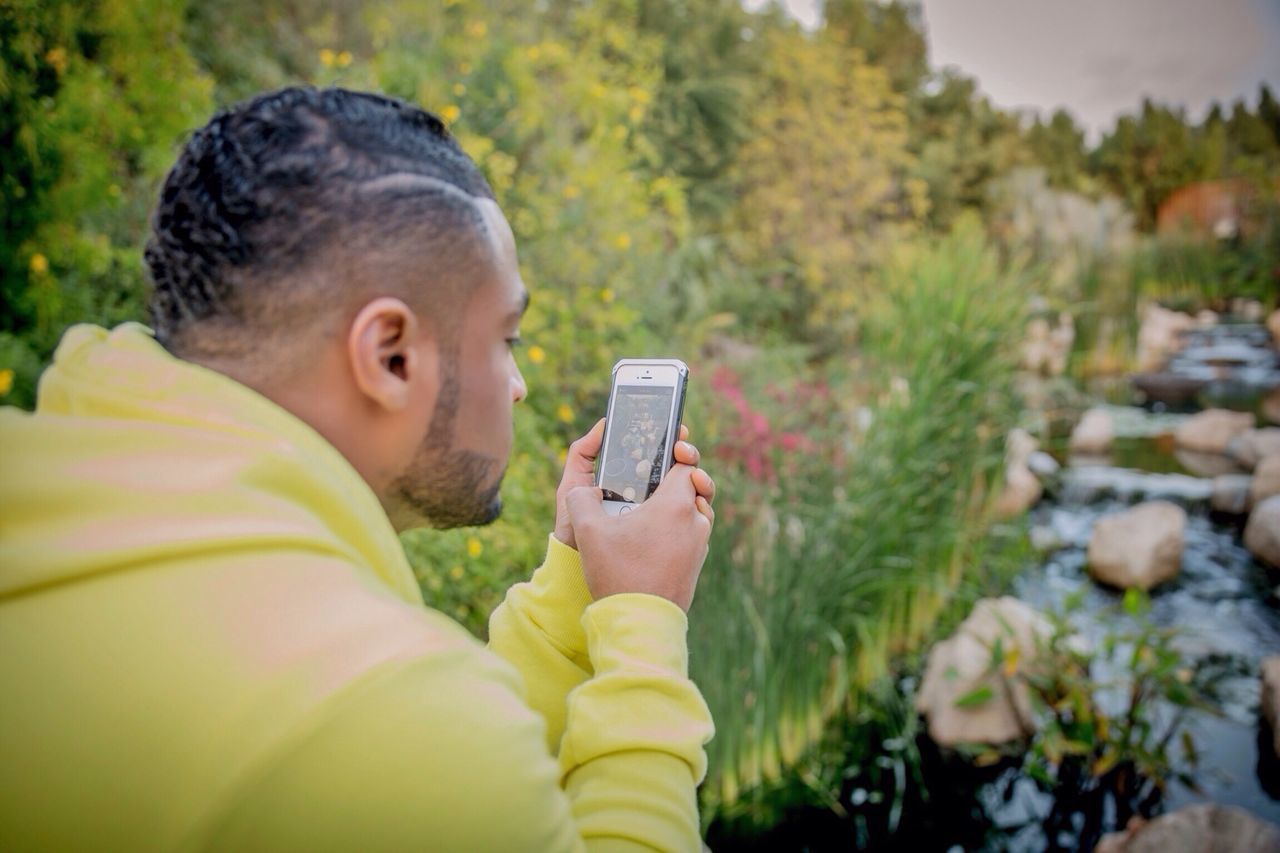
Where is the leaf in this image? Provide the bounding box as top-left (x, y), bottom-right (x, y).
top-left (1123, 587), bottom-right (1149, 617)
top-left (1091, 748), bottom-right (1120, 777)
top-left (953, 685), bottom-right (995, 709)
top-left (1003, 646), bottom-right (1020, 678)
top-left (974, 749), bottom-right (1003, 767)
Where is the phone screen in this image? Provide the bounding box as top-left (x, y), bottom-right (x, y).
top-left (599, 384), bottom-right (676, 505)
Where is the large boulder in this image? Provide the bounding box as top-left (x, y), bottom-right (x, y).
top-left (1227, 428), bottom-right (1280, 470)
top-left (1211, 474), bottom-right (1253, 515)
top-left (1246, 495), bottom-right (1280, 570)
top-left (1087, 501), bottom-right (1186, 590)
top-left (1136, 304), bottom-right (1194, 372)
top-left (915, 597), bottom-right (1050, 748)
top-left (1262, 656), bottom-right (1280, 759)
top-left (995, 429), bottom-right (1043, 517)
top-left (1174, 408), bottom-right (1256, 454)
top-left (1094, 804), bottom-right (1280, 853)
top-left (1266, 387), bottom-right (1280, 426)
top-left (1069, 407), bottom-right (1114, 455)
top-left (1252, 456), bottom-right (1280, 507)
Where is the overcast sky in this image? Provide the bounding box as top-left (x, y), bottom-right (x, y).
top-left (744, 0), bottom-right (1280, 143)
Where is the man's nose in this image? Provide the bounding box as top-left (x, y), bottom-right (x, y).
top-left (512, 367), bottom-right (528, 403)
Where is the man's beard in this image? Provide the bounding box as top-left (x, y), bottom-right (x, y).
top-left (385, 354), bottom-right (507, 530)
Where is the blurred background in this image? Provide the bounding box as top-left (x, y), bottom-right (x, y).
top-left (3, 0), bottom-right (1279, 849)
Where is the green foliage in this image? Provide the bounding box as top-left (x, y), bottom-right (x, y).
top-left (965, 587), bottom-right (1247, 836)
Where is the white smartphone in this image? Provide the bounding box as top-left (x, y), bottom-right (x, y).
top-left (594, 358), bottom-right (690, 517)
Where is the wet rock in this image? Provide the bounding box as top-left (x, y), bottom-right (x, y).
top-left (1211, 474), bottom-right (1253, 515)
top-left (916, 597), bottom-right (1050, 748)
top-left (1070, 407), bottom-right (1114, 455)
top-left (995, 429), bottom-right (1043, 517)
top-left (1196, 309), bottom-right (1218, 327)
top-left (1026, 451), bottom-right (1060, 481)
top-left (1136, 304), bottom-right (1194, 372)
top-left (1246, 495), bottom-right (1280, 569)
top-left (1087, 501), bottom-right (1186, 590)
top-left (1267, 309), bottom-right (1280, 345)
top-left (1094, 803), bottom-right (1280, 853)
top-left (1233, 298), bottom-right (1266, 323)
top-left (1252, 456), bottom-right (1280, 507)
top-left (1029, 524), bottom-right (1064, 553)
top-left (1262, 656), bottom-right (1280, 759)
top-left (1227, 428), bottom-right (1280, 470)
top-left (1174, 448), bottom-right (1247, 478)
top-left (1130, 372), bottom-right (1208, 407)
top-left (1174, 408), bottom-right (1256, 454)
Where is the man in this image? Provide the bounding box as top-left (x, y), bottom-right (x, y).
top-left (0, 87), bottom-right (716, 850)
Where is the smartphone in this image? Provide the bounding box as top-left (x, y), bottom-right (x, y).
top-left (594, 358), bottom-right (689, 517)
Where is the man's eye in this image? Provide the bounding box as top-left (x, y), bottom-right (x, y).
top-left (506, 336), bottom-right (524, 348)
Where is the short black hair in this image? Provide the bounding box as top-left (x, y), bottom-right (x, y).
top-left (145, 86), bottom-right (496, 356)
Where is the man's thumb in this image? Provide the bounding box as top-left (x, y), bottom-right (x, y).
top-left (565, 485), bottom-right (607, 526)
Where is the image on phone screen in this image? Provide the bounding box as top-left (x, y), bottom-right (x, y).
top-left (599, 384), bottom-right (675, 505)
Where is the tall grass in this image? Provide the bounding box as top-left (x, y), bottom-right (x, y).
top-left (690, 221), bottom-right (1027, 825)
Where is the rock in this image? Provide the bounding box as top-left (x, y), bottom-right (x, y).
top-left (1227, 428), bottom-right (1280, 470)
top-left (1020, 317), bottom-right (1052, 375)
top-left (995, 429), bottom-right (1043, 517)
top-left (1094, 803), bottom-right (1280, 853)
top-left (1070, 407), bottom-right (1114, 455)
top-left (1262, 656), bottom-right (1280, 759)
top-left (1211, 474), bottom-right (1253, 515)
top-left (1029, 525), bottom-right (1064, 553)
top-left (1195, 309), bottom-right (1218, 327)
top-left (1136, 304), bottom-right (1194, 372)
top-left (1174, 448), bottom-right (1247, 478)
top-left (1233, 297), bottom-right (1266, 323)
top-left (915, 597), bottom-right (1051, 748)
top-left (1252, 456), bottom-right (1280, 507)
top-left (1246, 495), bottom-right (1280, 569)
top-left (1087, 501), bottom-right (1186, 590)
top-left (1026, 451), bottom-right (1060, 481)
top-left (1174, 408), bottom-right (1256, 454)
top-left (1269, 309), bottom-right (1280, 346)
top-left (1130, 372), bottom-right (1208, 407)
top-left (1266, 387), bottom-right (1280, 426)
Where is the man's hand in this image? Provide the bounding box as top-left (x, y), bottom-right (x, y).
top-left (565, 464), bottom-right (712, 612)
top-left (554, 419), bottom-right (714, 550)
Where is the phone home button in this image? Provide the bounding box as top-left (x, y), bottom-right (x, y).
top-left (619, 505), bottom-right (633, 515)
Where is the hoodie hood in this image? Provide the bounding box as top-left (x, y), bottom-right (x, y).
top-left (0, 322), bottom-right (421, 604)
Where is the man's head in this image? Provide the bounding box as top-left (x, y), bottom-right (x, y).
top-left (145, 87), bottom-right (528, 531)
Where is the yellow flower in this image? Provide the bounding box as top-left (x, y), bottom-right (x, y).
top-left (441, 104), bottom-right (461, 124)
top-left (336, 50), bottom-right (353, 68)
top-left (0, 369), bottom-right (13, 397)
top-left (526, 45), bottom-right (541, 61)
top-left (612, 125), bottom-right (628, 140)
top-left (557, 403), bottom-right (574, 423)
top-left (558, 447), bottom-right (569, 465)
top-left (45, 47), bottom-right (68, 75)
top-left (465, 20), bottom-right (487, 38)
top-left (29, 253), bottom-right (48, 275)
top-left (459, 61), bottom-right (472, 74)
top-left (466, 537), bottom-right (483, 558)
top-left (449, 564), bottom-right (465, 580)
top-left (627, 86), bottom-right (651, 105)
top-left (600, 287), bottom-right (615, 303)
top-left (589, 82), bottom-right (607, 99)
top-left (452, 82), bottom-right (466, 96)
top-left (628, 104), bottom-right (645, 122)
top-left (562, 184), bottom-right (580, 199)
top-left (318, 48), bottom-right (336, 67)
top-left (526, 344), bottom-right (546, 364)
top-left (613, 233), bottom-right (631, 250)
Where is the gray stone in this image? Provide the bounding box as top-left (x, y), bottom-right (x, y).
top-left (1252, 456), bottom-right (1280, 507)
top-left (915, 597), bottom-right (1051, 748)
top-left (1087, 501), bottom-right (1186, 590)
top-left (1070, 407), bottom-right (1114, 455)
top-left (1227, 428), bottom-right (1280, 470)
top-left (1246, 496), bottom-right (1280, 570)
top-left (1174, 408), bottom-right (1256, 454)
top-left (1026, 450), bottom-right (1060, 481)
top-left (1094, 803), bottom-right (1280, 853)
top-left (1211, 474), bottom-right (1253, 515)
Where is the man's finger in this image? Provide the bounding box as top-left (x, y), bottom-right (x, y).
top-left (566, 419), bottom-right (606, 471)
top-left (652, 463), bottom-right (697, 503)
top-left (673, 440), bottom-right (700, 467)
top-left (696, 495), bottom-right (715, 527)
top-left (692, 468), bottom-right (716, 504)
top-left (565, 485), bottom-right (607, 526)
top-left (679, 423), bottom-right (690, 443)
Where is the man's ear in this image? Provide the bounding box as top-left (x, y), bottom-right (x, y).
top-left (347, 297), bottom-right (438, 413)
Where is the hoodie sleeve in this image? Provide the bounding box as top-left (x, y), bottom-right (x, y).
top-left (206, 595), bottom-right (715, 852)
top-left (487, 533), bottom-right (595, 753)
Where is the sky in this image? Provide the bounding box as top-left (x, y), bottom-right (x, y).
top-left (743, 0), bottom-right (1280, 143)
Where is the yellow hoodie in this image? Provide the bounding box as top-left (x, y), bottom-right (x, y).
top-left (0, 323), bottom-right (714, 851)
